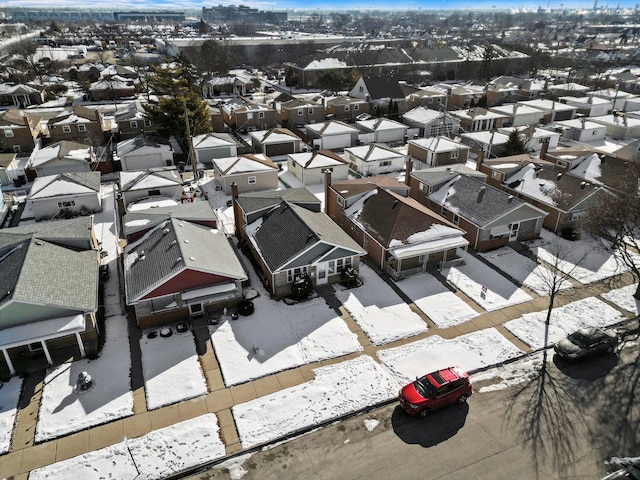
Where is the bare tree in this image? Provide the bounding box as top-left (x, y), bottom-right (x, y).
top-left (532, 239), bottom-right (586, 365)
top-left (583, 163), bottom-right (640, 299)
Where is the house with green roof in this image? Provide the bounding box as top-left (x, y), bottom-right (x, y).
top-left (0, 219), bottom-right (99, 376)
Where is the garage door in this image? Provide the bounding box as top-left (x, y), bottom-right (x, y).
top-left (265, 142), bottom-right (294, 156)
top-left (322, 134), bottom-right (352, 150)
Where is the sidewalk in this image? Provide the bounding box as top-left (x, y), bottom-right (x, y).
top-left (2, 267), bottom-right (637, 479)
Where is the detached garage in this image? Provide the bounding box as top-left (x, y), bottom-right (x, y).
top-left (306, 120), bottom-right (359, 151)
top-left (250, 128), bottom-right (303, 157)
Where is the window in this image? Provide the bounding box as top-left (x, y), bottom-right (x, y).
top-left (451, 150), bottom-right (459, 159)
top-left (58, 200), bottom-right (76, 208)
top-left (130, 121), bottom-right (138, 129)
top-left (144, 119), bottom-right (152, 127)
top-left (287, 266), bottom-right (308, 283)
top-left (592, 130), bottom-right (598, 136)
top-left (491, 171), bottom-right (502, 180)
top-left (337, 196), bottom-right (344, 207)
top-left (62, 125), bottom-right (71, 133)
top-left (419, 183), bottom-right (428, 193)
top-left (12, 145), bottom-right (21, 153)
top-left (189, 303), bottom-right (203, 315)
top-left (148, 189), bottom-right (161, 196)
top-left (308, 108), bottom-right (313, 114)
top-left (298, 109), bottom-right (303, 116)
top-left (77, 124), bottom-right (86, 132)
top-left (345, 105), bottom-right (350, 111)
top-left (4, 129), bottom-right (13, 137)
top-left (328, 261), bottom-right (336, 275)
top-left (259, 112), bottom-right (265, 119)
top-left (419, 253), bottom-right (427, 264)
top-left (353, 104), bottom-right (359, 111)
top-left (453, 214), bottom-right (460, 225)
top-left (557, 160), bottom-right (568, 168)
top-left (248, 176), bottom-right (256, 184)
top-left (379, 160), bottom-right (391, 167)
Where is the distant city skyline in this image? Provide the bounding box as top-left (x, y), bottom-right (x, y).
top-left (3, 0), bottom-right (639, 13)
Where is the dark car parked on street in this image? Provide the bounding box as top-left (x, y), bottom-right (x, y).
top-left (554, 327), bottom-right (618, 361)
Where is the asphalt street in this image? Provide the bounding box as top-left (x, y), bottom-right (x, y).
top-left (184, 337), bottom-right (640, 480)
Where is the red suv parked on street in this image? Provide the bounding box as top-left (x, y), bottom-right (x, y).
top-left (399, 366), bottom-right (472, 418)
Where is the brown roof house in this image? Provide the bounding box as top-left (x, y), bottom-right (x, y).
top-left (326, 174), bottom-right (468, 279)
top-left (0, 108), bottom-right (42, 154)
top-left (47, 105), bottom-right (109, 146)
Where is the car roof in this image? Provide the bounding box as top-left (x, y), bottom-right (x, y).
top-left (427, 367), bottom-right (466, 386)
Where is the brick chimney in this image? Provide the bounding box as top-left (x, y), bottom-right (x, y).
top-left (405, 157), bottom-right (413, 186)
top-left (539, 136), bottom-right (550, 160)
top-left (475, 149), bottom-right (484, 171)
top-left (323, 169), bottom-right (332, 215)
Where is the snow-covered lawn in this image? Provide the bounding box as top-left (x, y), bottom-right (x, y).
top-left (334, 264), bottom-right (427, 345)
top-left (525, 229), bottom-right (634, 284)
top-left (503, 297), bottom-right (626, 350)
top-left (394, 272), bottom-right (479, 328)
top-left (232, 356), bottom-right (399, 448)
top-left (35, 315), bottom-right (134, 442)
top-left (140, 328), bottom-right (208, 411)
top-left (479, 246), bottom-right (573, 296)
top-left (211, 295), bottom-right (362, 387)
top-left (377, 328), bottom-right (523, 383)
top-left (0, 376), bottom-right (22, 454)
top-left (441, 251), bottom-right (532, 311)
top-left (29, 414), bottom-right (226, 480)
top-left (602, 284), bottom-right (640, 316)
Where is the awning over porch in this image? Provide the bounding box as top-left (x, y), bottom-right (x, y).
top-left (181, 282), bottom-right (237, 301)
top-left (389, 236), bottom-right (469, 260)
top-left (0, 314), bottom-right (86, 350)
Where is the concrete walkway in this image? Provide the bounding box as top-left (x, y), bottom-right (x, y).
top-left (2, 266), bottom-right (637, 479)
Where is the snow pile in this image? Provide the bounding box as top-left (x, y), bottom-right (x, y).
top-left (140, 328), bottom-right (208, 410)
top-left (504, 296), bottom-right (625, 349)
top-left (334, 264), bottom-right (427, 345)
top-left (364, 418), bottom-right (380, 431)
top-left (378, 328), bottom-right (522, 383)
top-left (601, 284), bottom-right (640, 315)
top-left (35, 315), bottom-right (134, 442)
top-left (394, 271), bottom-right (479, 328)
top-left (472, 352), bottom-right (544, 393)
top-left (233, 356), bottom-right (399, 448)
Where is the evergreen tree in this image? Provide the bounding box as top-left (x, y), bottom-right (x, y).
top-left (503, 129), bottom-right (527, 156)
top-left (143, 56), bottom-right (211, 152)
top-left (285, 66), bottom-right (299, 88)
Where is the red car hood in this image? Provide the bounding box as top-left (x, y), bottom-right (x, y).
top-left (400, 383), bottom-right (426, 404)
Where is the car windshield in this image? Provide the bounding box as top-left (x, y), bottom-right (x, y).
top-left (413, 377), bottom-right (436, 398)
top-left (568, 332), bottom-right (590, 348)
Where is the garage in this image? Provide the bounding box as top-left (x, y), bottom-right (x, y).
top-left (321, 134), bottom-right (352, 150)
top-left (265, 142), bottom-right (295, 156)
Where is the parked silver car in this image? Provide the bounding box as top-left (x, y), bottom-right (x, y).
top-left (554, 327), bottom-right (618, 361)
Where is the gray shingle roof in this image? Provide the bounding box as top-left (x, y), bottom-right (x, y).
top-left (251, 202), bottom-right (364, 272)
top-left (124, 218), bottom-right (246, 303)
top-left (0, 238), bottom-right (98, 316)
top-left (0, 217), bottom-right (94, 251)
top-left (122, 202), bottom-right (217, 237)
top-left (236, 187), bottom-right (320, 215)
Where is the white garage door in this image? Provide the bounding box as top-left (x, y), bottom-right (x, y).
top-left (322, 134), bottom-right (352, 150)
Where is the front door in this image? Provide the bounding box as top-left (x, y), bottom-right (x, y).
top-left (509, 223), bottom-right (520, 241)
top-left (317, 263), bottom-right (328, 285)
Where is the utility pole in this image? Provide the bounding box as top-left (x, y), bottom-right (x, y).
top-left (183, 100), bottom-right (197, 181)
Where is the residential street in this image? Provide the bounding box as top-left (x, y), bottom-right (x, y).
top-left (185, 339), bottom-right (640, 480)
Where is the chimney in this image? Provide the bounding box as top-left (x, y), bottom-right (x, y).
top-left (475, 149), bottom-right (484, 171)
top-left (324, 168), bottom-right (332, 215)
top-left (477, 185), bottom-right (486, 203)
top-left (231, 182), bottom-right (242, 239)
top-left (540, 136), bottom-right (550, 160)
top-left (405, 157), bottom-right (413, 185)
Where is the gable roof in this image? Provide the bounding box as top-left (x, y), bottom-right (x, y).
top-left (361, 76), bottom-right (405, 100)
top-left (249, 201), bottom-right (364, 272)
top-left (213, 154), bottom-right (277, 175)
top-left (122, 202), bottom-right (218, 237)
top-left (429, 174), bottom-right (547, 227)
top-left (117, 135), bottom-right (172, 156)
top-left (31, 141), bottom-right (92, 168)
top-left (356, 118), bottom-right (407, 132)
top-left (409, 136), bottom-right (469, 153)
top-left (0, 217), bottom-right (94, 251)
top-left (306, 120), bottom-right (359, 136)
top-left (410, 165), bottom-right (487, 186)
top-left (330, 175), bottom-right (408, 200)
top-left (345, 143), bottom-right (406, 162)
top-left (119, 168), bottom-right (182, 192)
top-left (236, 187), bottom-right (320, 214)
top-left (27, 172), bottom-right (100, 200)
top-left (192, 132), bottom-right (237, 149)
top-left (124, 218), bottom-right (246, 303)
top-left (250, 128), bottom-right (301, 145)
top-left (0, 237), bottom-right (97, 316)
top-left (288, 150), bottom-right (348, 169)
